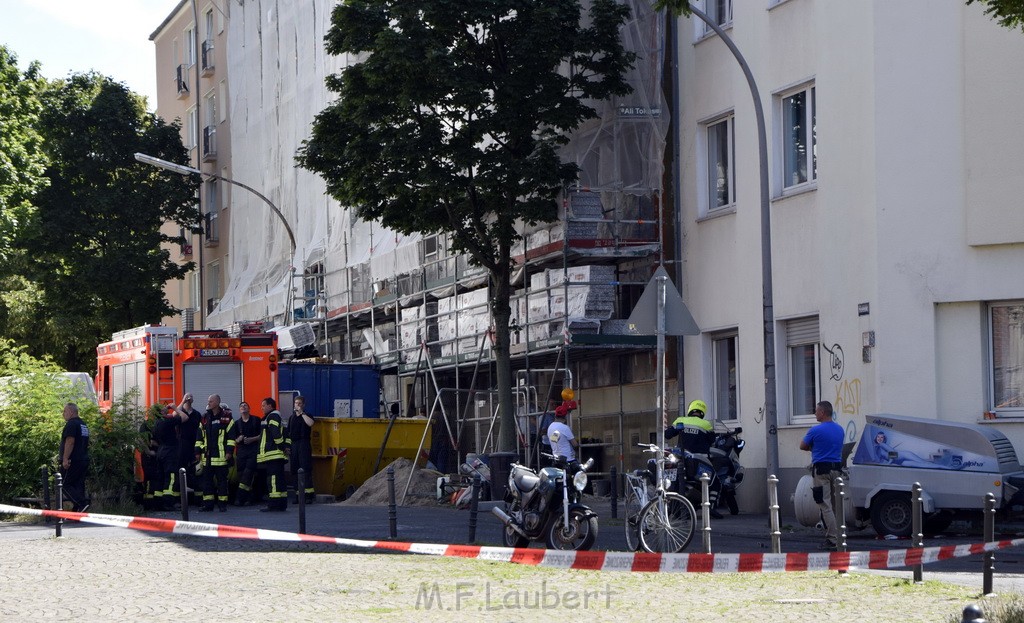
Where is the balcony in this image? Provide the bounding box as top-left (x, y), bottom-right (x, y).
top-left (204, 212), bottom-right (219, 247)
top-left (202, 125), bottom-right (217, 162)
top-left (201, 40), bottom-right (215, 75)
top-left (175, 64), bottom-right (189, 98)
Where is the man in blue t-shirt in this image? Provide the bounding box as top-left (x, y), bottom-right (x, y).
top-left (799, 400), bottom-right (844, 550)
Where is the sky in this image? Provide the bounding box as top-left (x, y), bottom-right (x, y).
top-left (1, 0), bottom-right (184, 109)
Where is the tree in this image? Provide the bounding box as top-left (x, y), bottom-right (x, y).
top-left (21, 72), bottom-right (199, 371)
top-left (968, 0), bottom-right (1024, 31)
top-left (298, 0), bottom-right (635, 452)
top-left (0, 46), bottom-right (48, 265)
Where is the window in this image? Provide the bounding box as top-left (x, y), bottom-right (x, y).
top-left (206, 260), bottom-right (220, 315)
top-left (712, 332), bottom-right (739, 421)
top-left (184, 27), bottom-right (196, 66)
top-left (780, 84), bottom-right (816, 190)
top-left (991, 303), bottom-right (1024, 414)
top-left (703, 114), bottom-right (735, 212)
top-left (186, 107), bottom-right (198, 150)
top-left (218, 81), bottom-right (227, 123)
top-left (787, 316), bottom-right (820, 422)
top-left (204, 179), bottom-right (219, 244)
top-left (695, 0), bottom-right (733, 37)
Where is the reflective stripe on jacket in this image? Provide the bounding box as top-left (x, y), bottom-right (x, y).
top-left (257, 411), bottom-right (289, 463)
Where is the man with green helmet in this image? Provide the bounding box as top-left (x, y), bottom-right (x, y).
top-left (665, 399), bottom-right (722, 518)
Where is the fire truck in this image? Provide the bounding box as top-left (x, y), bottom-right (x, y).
top-left (95, 323), bottom-right (279, 413)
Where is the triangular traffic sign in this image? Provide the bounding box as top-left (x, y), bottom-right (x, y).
top-left (625, 266), bottom-right (700, 336)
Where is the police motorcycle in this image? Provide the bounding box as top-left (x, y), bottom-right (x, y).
top-left (669, 425), bottom-right (745, 516)
top-left (491, 435), bottom-right (599, 551)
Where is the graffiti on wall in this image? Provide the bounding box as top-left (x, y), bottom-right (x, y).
top-left (823, 340), bottom-right (861, 443)
top-left (822, 343), bottom-right (845, 381)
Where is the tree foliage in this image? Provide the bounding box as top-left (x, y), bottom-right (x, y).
top-left (968, 0), bottom-right (1024, 31)
top-left (298, 0), bottom-right (634, 450)
top-left (16, 72), bottom-right (199, 371)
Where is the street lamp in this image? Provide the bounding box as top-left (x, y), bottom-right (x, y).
top-left (135, 152), bottom-right (298, 325)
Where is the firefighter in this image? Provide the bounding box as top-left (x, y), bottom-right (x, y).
top-left (138, 406), bottom-right (160, 510)
top-left (152, 405), bottom-right (188, 512)
top-left (195, 394), bottom-right (236, 512)
top-left (233, 401), bottom-right (262, 506)
top-left (257, 397), bottom-right (289, 512)
top-left (174, 393), bottom-right (202, 485)
top-left (288, 396), bottom-right (316, 504)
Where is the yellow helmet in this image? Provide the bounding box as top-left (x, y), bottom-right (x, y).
top-left (687, 399), bottom-right (708, 418)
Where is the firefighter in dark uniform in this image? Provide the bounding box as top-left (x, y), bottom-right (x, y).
top-left (288, 396), bottom-right (316, 504)
top-left (138, 406), bottom-right (160, 510)
top-left (257, 397), bottom-right (290, 512)
top-left (195, 395), bottom-right (236, 512)
top-left (175, 393), bottom-right (202, 485)
top-left (233, 401), bottom-right (262, 506)
top-left (152, 405), bottom-right (187, 512)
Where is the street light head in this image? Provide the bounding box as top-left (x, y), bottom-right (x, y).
top-left (134, 152), bottom-right (202, 177)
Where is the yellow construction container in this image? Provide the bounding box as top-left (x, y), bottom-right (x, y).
top-left (310, 417), bottom-right (432, 498)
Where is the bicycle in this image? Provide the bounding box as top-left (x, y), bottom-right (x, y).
top-left (624, 443), bottom-right (696, 553)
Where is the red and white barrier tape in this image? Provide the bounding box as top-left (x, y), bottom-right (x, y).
top-left (2, 503), bottom-right (1020, 573)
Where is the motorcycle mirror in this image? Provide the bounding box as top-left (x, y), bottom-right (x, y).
top-left (733, 427), bottom-right (743, 434)
top-left (582, 457), bottom-right (594, 471)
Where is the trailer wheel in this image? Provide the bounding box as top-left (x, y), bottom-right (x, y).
top-left (870, 491), bottom-right (912, 537)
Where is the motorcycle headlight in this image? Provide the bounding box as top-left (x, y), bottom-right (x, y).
top-left (573, 470), bottom-right (588, 492)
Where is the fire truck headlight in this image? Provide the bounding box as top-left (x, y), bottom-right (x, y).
top-left (270, 363), bottom-right (277, 372)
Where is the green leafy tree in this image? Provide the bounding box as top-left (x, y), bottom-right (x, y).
top-left (298, 0), bottom-right (634, 451)
top-left (0, 46), bottom-right (48, 265)
top-left (22, 72), bottom-right (199, 371)
top-left (968, 0), bottom-right (1024, 31)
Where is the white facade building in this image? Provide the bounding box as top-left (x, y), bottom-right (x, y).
top-left (678, 0), bottom-right (1024, 506)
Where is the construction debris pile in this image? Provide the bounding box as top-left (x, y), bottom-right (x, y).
top-left (341, 458), bottom-right (443, 507)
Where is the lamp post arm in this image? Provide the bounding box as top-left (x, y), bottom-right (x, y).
top-left (206, 174), bottom-right (297, 261)
top-left (686, 3), bottom-right (779, 482)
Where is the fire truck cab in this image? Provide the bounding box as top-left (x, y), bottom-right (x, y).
top-left (96, 323), bottom-right (279, 414)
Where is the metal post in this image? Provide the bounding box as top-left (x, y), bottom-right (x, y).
top-left (768, 475), bottom-right (781, 554)
top-left (700, 472), bottom-right (712, 553)
top-left (835, 477), bottom-right (847, 553)
top-left (911, 482), bottom-right (923, 583)
top-left (610, 466), bottom-right (618, 519)
top-left (961, 604), bottom-right (986, 623)
top-left (298, 468), bottom-right (307, 534)
top-left (179, 468), bottom-right (189, 521)
top-left (41, 466), bottom-right (51, 524)
top-left (468, 473), bottom-right (481, 544)
top-left (55, 473), bottom-right (63, 538)
top-left (387, 465), bottom-right (398, 539)
top-left (983, 492), bottom-right (996, 595)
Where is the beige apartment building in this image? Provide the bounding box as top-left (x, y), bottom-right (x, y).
top-left (151, 0), bottom-right (232, 331)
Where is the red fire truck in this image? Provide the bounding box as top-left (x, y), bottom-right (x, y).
top-left (95, 324), bottom-right (279, 413)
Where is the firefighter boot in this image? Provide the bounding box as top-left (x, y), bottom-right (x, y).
top-left (235, 489), bottom-right (249, 507)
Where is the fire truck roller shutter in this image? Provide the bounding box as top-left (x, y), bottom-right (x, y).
top-left (183, 363), bottom-right (243, 418)
top-left (112, 361), bottom-right (144, 410)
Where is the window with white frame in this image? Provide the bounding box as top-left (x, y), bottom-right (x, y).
top-left (991, 303), bottom-right (1024, 414)
top-left (696, 0), bottom-right (733, 37)
top-left (703, 114), bottom-right (735, 211)
top-left (780, 83), bottom-right (816, 189)
top-left (184, 27), bottom-right (196, 66)
top-left (712, 331), bottom-right (739, 421)
top-left (186, 107), bottom-right (198, 150)
top-left (787, 316), bottom-right (820, 423)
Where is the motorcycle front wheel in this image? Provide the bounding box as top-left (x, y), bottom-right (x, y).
top-left (545, 508), bottom-right (598, 551)
top-left (637, 492), bottom-right (696, 553)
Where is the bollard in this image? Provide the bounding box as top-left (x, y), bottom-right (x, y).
top-left (298, 468), bottom-right (307, 534)
top-left (912, 482), bottom-right (923, 583)
top-left (768, 475), bottom-right (781, 554)
top-left (179, 468), bottom-right (189, 521)
top-left (610, 466), bottom-right (618, 519)
top-left (835, 477), bottom-right (847, 552)
top-left (962, 603), bottom-right (987, 623)
top-left (387, 465), bottom-right (398, 539)
top-left (468, 473), bottom-right (481, 544)
top-left (700, 472), bottom-right (712, 553)
top-left (983, 492), bottom-right (996, 595)
top-left (55, 472), bottom-right (63, 538)
top-left (41, 466), bottom-right (51, 524)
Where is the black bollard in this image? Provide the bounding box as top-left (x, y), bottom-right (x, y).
top-left (387, 465), bottom-right (397, 539)
top-left (179, 468), bottom-right (189, 521)
top-left (55, 473), bottom-right (63, 538)
top-left (610, 466), bottom-right (618, 519)
top-left (41, 466), bottom-right (51, 524)
top-left (298, 468), bottom-right (307, 534)
top-left (983, 492), bottom-right (996, 595)
top-left (468, 473), bottom-right (481, 544)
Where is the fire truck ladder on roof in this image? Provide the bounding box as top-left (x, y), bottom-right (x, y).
top-left (152, 331), bottom-right (178, 407)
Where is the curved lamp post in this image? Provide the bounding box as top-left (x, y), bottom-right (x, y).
top-left (135, 152), bottom-right (298, 325)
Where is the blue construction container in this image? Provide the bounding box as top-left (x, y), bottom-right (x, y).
top-left (277, 362), bottom-right (380, 418)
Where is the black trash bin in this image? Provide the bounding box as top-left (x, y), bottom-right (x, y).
top-left (487, 451), bottom-right (518, 502)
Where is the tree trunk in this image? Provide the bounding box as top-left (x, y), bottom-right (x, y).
top-left (491, 243), bottom-right (517, 453)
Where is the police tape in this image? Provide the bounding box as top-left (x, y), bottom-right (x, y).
top-left (2, 503), bottom-right (1021, 574)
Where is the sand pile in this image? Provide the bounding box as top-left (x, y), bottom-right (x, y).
top-left (341, 457), bottom-right (443, 507)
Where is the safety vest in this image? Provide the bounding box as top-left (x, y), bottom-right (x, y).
top-left (195, 412), bottom-right (237, 467)
top-left (257, 410), bottom-right (289, 463)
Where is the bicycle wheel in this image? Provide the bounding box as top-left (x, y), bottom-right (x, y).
top-left (624, 485), bottom-right (643, 552)
top-left (637, 492), bottom-right (696, 553)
